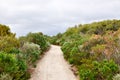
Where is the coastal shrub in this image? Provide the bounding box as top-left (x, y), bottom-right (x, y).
top-left (79, 59), bottom-right (119, 80)
top-left (19, 32), bottom-right (49, 52)
top-left (0, 52), bottom-right (18, 73)
top-left (61, 36), bottom-right (89, 65)
top-left (0, 35), bottom-right (20, 53)
top-left (20, 42), bottom-right (41, 65)
top-left (27, 32), bottom-right (49, 51)
top-left (0, 52), bottom-right (29, 79)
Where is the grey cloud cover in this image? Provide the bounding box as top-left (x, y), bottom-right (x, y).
top-left (0, 0), bottom-right (120, 36)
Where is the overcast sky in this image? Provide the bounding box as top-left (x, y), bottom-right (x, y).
top-left (0, 0), bottom-right (120, 36)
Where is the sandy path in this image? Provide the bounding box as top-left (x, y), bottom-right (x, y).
top-left (30, 45), bottom-right (77, 80)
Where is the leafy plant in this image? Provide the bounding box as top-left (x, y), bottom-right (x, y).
top-left (0, 52), bottom-right (18, 73)
top-left (79, 59), bottom-right (119, 80)
top-left (20, 42), bottom-right (41, 65)
top-left (0, 35), bottom-right (20, 53)
top-left (19, 32), bottom-right (49, 52)
top-left (0, 51), bottom-right (29, 79)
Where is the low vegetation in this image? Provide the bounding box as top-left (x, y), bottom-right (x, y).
top-left (53, 19), bottom-right (120, 80)
top-left (0, 24), bottom-right (50, 80)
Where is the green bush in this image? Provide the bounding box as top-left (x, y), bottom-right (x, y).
top-left (78, 20), bottom-right (120, 35)
top-left (70, 52), bottom-right (89, 65)
top-left (0, 35), bottom-right (20, 53)
top-left (79, 59), bottom-right (119, 80)
top-left (49, 33), bottom-right (63, 45)
top-left (0, 52), bottom-right (29, 80)
top-left (27, 32), bottom-right (50, 51)
top-left (61, 36), bottom-right (89, 65)
top-left (9, 47), bottom-right (20, 54)
top-left (0, 52), bottom-right (18, 73)
top-left (20, 42), bottom-right (41, 65)
top-left (0, 24), bottom-right (30, 80)
top-left (61, 42), bottom-right (76, 60)
top-left (19, 32), bottom-right (49, 52)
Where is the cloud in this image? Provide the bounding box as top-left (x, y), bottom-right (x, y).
top-left (0, 0), bottom-right (120, 36)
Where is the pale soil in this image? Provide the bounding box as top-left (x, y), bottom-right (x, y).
top-left (29, 45), bottom-right (77, 80)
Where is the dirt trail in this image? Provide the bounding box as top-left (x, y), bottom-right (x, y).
top-left (30, 45), bottom-right (77, 80)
